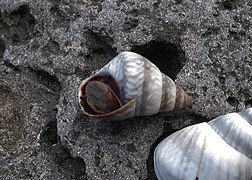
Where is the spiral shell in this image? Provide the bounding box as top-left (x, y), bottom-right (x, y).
top-left (154, 108), bottom-right (252, 180)
top-left (79, 51), bottom-right (191, 120)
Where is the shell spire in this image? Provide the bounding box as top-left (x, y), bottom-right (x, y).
top-left (79, 51), bottom-right (191, 120)
top-left (160, 73), bottom-right (191, 112)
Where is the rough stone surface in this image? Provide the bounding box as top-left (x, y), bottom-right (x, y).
top-left (0, 0), bottom-right (251, 179)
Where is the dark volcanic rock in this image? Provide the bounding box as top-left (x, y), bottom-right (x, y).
top-left (0, 0), bottom-right (251, 179)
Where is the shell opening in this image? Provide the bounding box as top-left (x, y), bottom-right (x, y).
top-left (79, 73), bottom-right (123, 115)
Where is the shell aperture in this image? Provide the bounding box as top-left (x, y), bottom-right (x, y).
top-left (86, 81), bottom-right (122, 114)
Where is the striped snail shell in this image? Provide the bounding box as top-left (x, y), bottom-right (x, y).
top-left (79, 51), bottom-right (191, 120)
top-left (154, 108), bottom-right (252, 180)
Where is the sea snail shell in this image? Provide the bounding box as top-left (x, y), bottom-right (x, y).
top-left (79, 51), bottom-right (191, 120)
top-left (154, 108), bottom-right (252, 180)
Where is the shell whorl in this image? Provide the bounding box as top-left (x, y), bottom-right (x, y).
top-left (209, 111), bottom-right (252, 159)
top-left (79, 51), bottom-right (191, 120)
top-left (154, 108), bottom-right (252, 180)
top-left (101, 52), bottom-right (163, 116)
top-left (160, 74), bottom-right (191, 112)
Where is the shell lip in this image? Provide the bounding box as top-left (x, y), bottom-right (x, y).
top-left (80, 97), bottom-right (136, 120)
top-left (79, 70), bottom-right (121, 103)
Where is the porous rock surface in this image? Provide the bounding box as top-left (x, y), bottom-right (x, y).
top-left (0, 0), bottom-right (251, 179)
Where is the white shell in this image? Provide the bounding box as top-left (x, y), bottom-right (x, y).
top-left (79, 51), bottom-right (191, 120)
top-left (154, 108), bottom-right (252, 180)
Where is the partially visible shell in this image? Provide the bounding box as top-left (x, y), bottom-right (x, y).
top-left (79, 51), bottom-right (191, 120)
top-left (239, 108), bottom-right (252, 125)
top-left (209, 111), bottom-right (252, 159)
top-left (154, 108), bottom-right (252, 180)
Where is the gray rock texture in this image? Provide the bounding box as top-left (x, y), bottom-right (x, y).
top-left (0, 0), bottom-right (251, 179)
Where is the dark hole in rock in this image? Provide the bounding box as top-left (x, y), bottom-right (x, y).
top-left (226, 96), bottom-right (239, 107)
top-left (132, 41), bottom-right (187, 80)
top-left (28, 67), bottom-right (61, 92)
top-left (0, 39), bottom-right (6, 58)
top-left (5, 5), bottom-right (36, 45)
top-left (245, 99), bottom-right (252, 108)
top-left (40, 121), bottom-right (58, 146)
top-left (40, 122), bottom-right (87, 179)
top-left (3, 61), bottom-right (21, 72)
top-left (221, 0), bottom-right (237, 10)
